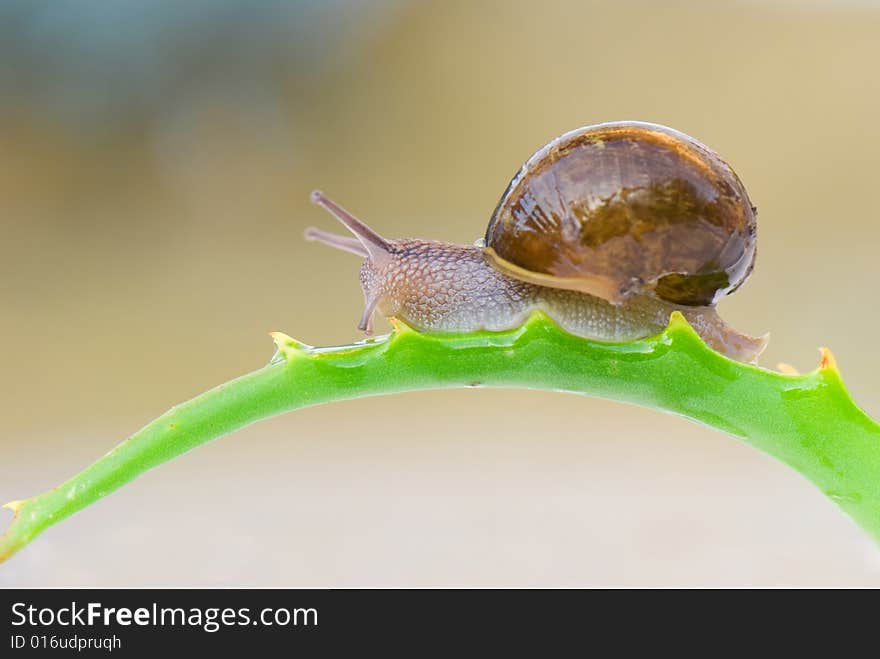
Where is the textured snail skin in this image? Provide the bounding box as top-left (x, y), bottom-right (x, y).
top-left (359, 238), bottom-right (767, 363)
top-left (485, 122), bottom-right (757, 307)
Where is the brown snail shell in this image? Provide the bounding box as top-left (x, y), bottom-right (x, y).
top-left (483, 121), bottom-right (757, 306)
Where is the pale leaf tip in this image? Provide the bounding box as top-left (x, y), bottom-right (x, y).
top-left (665, 311), bottom-right (700, 340)
top-left (666, 310), bottom-right (689, 328)
top-left (269, 331), bottom-right (309, 360)
top-left (388, 318), bottom-right (414, 335)
top-left (3, 500), bottom-right (22, 514)
top-left (818, 346), bottom-right (840, 373)
top-left (522, 309), bottom-right (556, 332)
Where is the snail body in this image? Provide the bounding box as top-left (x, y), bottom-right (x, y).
top-left (305, 122), bottom-right (766, 363)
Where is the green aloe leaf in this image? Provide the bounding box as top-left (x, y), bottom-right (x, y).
top-left (2, 311), bottom-right (879, 565)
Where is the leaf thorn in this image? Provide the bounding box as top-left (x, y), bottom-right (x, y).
top-left (3, 500), bottom-right (22, 514)
top-left (388, 318), bottom-right (415, 335)
top-left (269, 331), bottom-right (310, 360)
top-left (818, 346), bottom-right (839, 373)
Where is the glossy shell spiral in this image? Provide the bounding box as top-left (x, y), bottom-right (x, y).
top-left (483, 121), bottom-right (757, 306)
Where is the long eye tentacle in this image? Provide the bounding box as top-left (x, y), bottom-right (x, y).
top-left (310, 190), bottom-right (391, 260)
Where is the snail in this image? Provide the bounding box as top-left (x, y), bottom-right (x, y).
top-left (305, 121), bottom-right (767, 363)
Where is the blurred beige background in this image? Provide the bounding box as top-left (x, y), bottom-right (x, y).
top-left (2, 0), bottom-right (880, 586)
